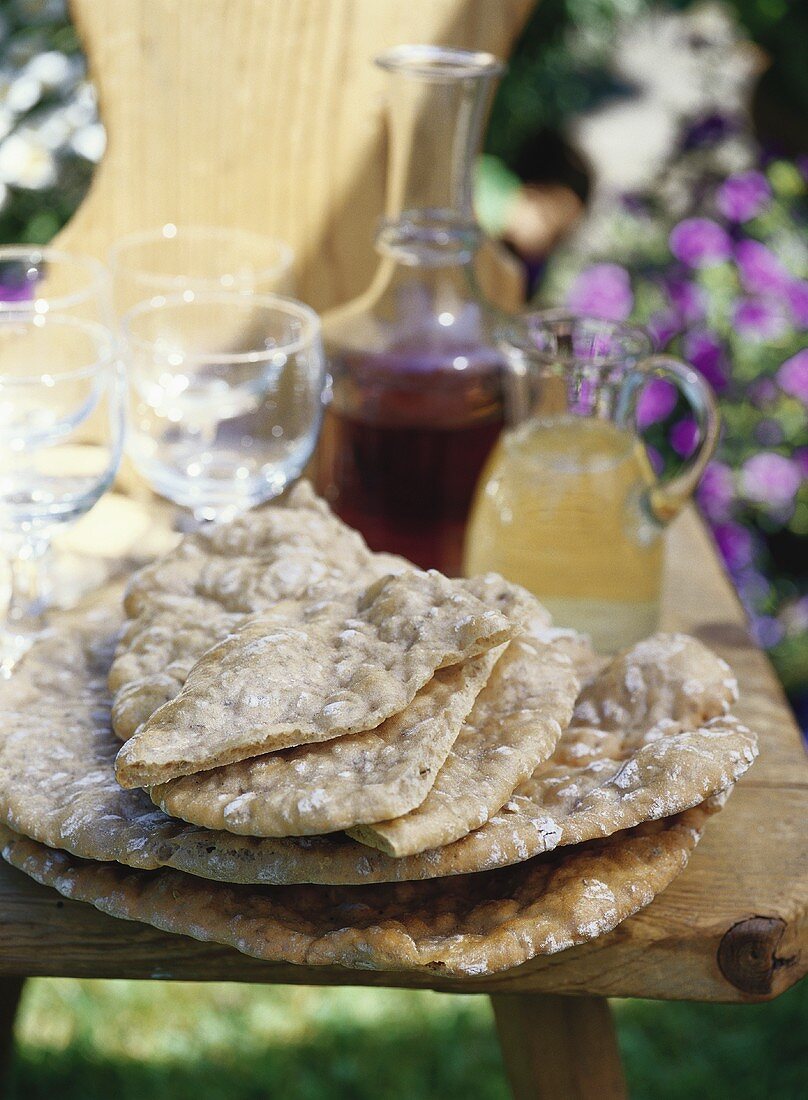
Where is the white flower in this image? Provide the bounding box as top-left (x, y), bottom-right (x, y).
top-left (25, 50), bottom-right (75, 91)
top-left (71, 121), bottom-right (105, 162)
top-left (0, 130), bottom-right (57, 189)
top-left (5, 73), bottom-right (41, 113)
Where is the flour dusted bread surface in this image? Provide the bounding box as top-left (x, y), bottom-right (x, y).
top-left (0, 608), bottom-right (757, 886)
top-left (0, 798), bottom-right (720, 976)
top-left (150, 648), bottom-right (504, 836)
top-left (114, 569), bottom-right (516, 789)
top-left (348, 630), bottom-right (581, 857)
top-left (108, 482), bottom-right (407, 740)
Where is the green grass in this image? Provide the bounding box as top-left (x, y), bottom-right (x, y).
top-left (7, 977), bottom-right (807, 1099)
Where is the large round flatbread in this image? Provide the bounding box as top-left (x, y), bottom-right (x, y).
top-left (0, 604), bottom-right (757, 885)
top-left (0, 797), bottom-right (721, 977)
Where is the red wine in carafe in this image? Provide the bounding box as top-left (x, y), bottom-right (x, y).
top-left (317, 341), bottom-right (503, 574)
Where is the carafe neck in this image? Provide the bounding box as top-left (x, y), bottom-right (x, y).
top-left (374, 46), bottom-right (503, 268)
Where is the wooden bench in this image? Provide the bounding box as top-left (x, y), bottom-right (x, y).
top-left (1, 510), bottom-right (805, 1098)
top-left (1, 2), bottom-right (805, 1094)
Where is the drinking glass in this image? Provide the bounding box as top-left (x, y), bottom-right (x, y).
top-left (0, 245), bottom-right (111, 322)
top-left (121, 290), bottom-right (325, 523)
top-left (109, 225), bottom-right (295, 316)
top-left (464, 312), bottom-right (719, 651)
top-left (0, 312), bottom-right (125, 673)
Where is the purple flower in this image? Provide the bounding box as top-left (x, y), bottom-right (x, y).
top-left (645, 445), bottom-right (664, 476)
top-left (741, 452), bottom-right (802, 509)
top-left (755, 419), bottom-right (784, 447)
top-left (735, 239), bottom-right (790, 295)
top-left (683, 329), bottom-right (729, 391)
top-left (748, 377), bottom-right (778, 407)
top-left (0, 281), bottom-right (35, 303)
top-left (647, 310), bottom-right (680, 348)
top-left (732, 299), bottom-right (788, 341)
top-left (666, 278), bottom-right (705, 324)
top-left (716, 171), bottom-right (772, 222)
top-left (752, 614), bottom-right (785, 649)
top-left (669, 218), bottom-right (732, 268)
top-left (785, 280), bottom-right (808, 328)
top-left (777, 349), bottom-right (808, 403)
top-left (670, 417), bottom-right (698, 457)
top-left (567, 264), bottom-right (634, 322)
top-left (697, 461), bottom-right (735, 522)
top-left (636, 378), bottom-right (677, 428)
top-left (713, 521), bottom-right (754, 571)
top-left (795, 447), bottom-right (808, 478)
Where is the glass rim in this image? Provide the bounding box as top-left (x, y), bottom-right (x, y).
top-left (497, 310), bottom-right (653, 364)
top-left (375, 45), bottom-right (505, 81)
top-left (0, 312), bottom-right (117, 385)
top-left (108, 225), bottom-right (295, 287)
top-left (0, 245), bottom-right (109, 314)
top-left (120, 290), bottom-right (321, 364)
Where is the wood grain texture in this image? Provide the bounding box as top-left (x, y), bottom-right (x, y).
top-left (0, 510), bottom-right (804, 1002)
top-left (59, 0), bottom-right (531, 313)
top-left (492, 994), bottom-right (627, 1100)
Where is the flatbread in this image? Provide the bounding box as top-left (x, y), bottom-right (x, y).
top-left (150, 648), bottom-right (504, 836)
top-left (348, 630), bottom-right (581, 857)
top-left (114, 569), bottom-right (516, 788)
top-left (109, 482), bottom-right (407, 739)
top-left (0, 798), bottom-right (721, 976)
top-left (0, 608), bottom-right (757, 886)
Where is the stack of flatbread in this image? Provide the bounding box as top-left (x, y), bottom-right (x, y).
top-left (0, 484), bottom-right (759, 976)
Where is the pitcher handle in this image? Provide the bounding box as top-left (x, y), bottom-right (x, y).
top-left (622, 354), bottom-right (720, 525)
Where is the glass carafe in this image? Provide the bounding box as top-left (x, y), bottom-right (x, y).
top-left (316, 46), bottom-right (506, 574)
top-left (463, 313), bottom-right (720, 651)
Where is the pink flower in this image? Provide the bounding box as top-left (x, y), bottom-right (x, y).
top-left (567, 264), bottom-right (634, 321)
top-left (735, 239), bottom-right (790, 295)
top-left (777, 349), bottom-right (808, 403)
top-left (741, 452), bottom-right (802, 509)
top-left (683, 329), bottom-right (729, 392)
top-left (716, 171), bottom-right (772, 222)
top-left (732, 299), bottom-right (788, 341)
top-left (669, 219), bottom-right (732, 268)
top-left (785, 280), bottom-right (808, 328)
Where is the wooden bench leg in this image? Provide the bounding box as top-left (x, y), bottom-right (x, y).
top-left (0, 978), bottom-right (24, 1087)
top-left (491, 992), bottom-right (627, 1100)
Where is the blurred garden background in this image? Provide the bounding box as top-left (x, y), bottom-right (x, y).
top-left (1, 0), bottom-right (806, 1096)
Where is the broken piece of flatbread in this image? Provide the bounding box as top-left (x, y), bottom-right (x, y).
top-left (348, 629), bottom-right (582, 857)
top-left (0, 797), bottom-right (721, 976)
top-left (148, 580), bottom-right (554, 837)
top-left (109, 482), bottom-right (407, 740)
top-left (150, 648), bottom-right (503, 836)
top-left (114, 569), bottom-right (516, 789)
top-left (0, 608), bottom-right (757, 887)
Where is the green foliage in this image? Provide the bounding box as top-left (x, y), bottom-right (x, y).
top-left (8, 978), bottom-right (808, 1099)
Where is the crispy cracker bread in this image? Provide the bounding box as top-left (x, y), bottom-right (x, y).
top-left (150, 648), bottom-right (504, 836)
top-left (0, 797), bottom-right (722, 976)
top-left (114, 569), bottom-right (516, 789)
top-left (0, 608), bottom-right (756, 886)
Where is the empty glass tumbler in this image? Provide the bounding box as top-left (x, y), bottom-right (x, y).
top-left (0, 245), bottom-right (111, 323)
top-left (121, 289), bottom-right (325, 522)
top-left (0, 311), bottom-right (124, 672)
top-left (109, 225), bottom-right (295, 316)
top-left (464, 313), bottom-right (719, 651)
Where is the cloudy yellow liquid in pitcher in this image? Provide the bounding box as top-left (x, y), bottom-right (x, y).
top-left (463, 416), bottom-right (663, 651)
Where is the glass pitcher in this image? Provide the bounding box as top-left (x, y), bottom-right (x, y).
top-left (463, 312), bottom-right (720, 651)
top-left (316, 46), bottom-right (507, 575)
